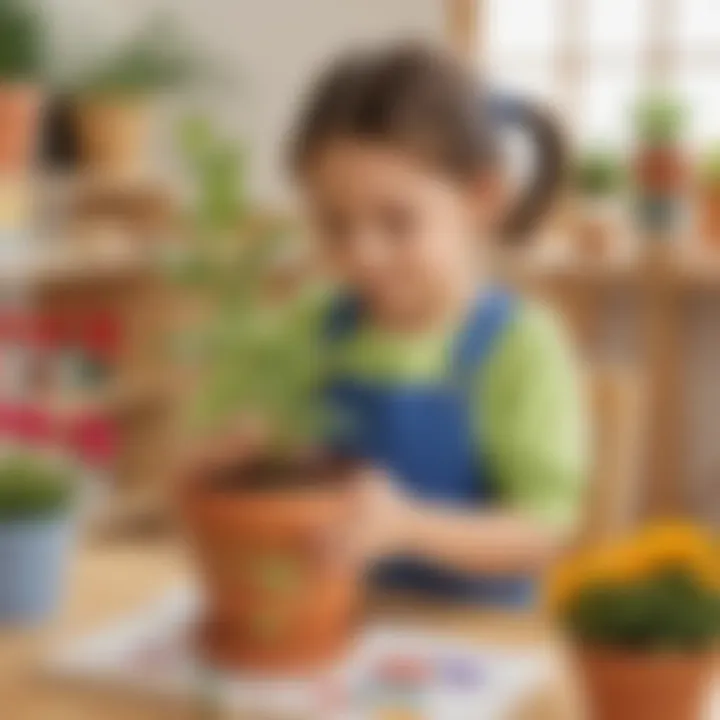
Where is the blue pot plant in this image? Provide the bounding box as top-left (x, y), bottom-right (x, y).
top-left (0, 454), bottom-right (76, 625)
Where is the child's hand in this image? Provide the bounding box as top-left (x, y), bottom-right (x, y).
top-left (340, 469), bottom-right (420, 565)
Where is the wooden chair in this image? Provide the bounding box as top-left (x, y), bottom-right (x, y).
top-left (580, 366), bottom-right (646, 545)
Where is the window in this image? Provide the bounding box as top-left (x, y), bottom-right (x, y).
top-left (479, 0), bottom-right (720, 147)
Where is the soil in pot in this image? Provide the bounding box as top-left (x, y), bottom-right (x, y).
top-left (575, 647), bottom-right (717, 720)
top-left (181, 453), bottom-right (362, 674)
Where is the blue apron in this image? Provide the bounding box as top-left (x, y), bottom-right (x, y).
top-left (323, 288), bottom-right (535, 606)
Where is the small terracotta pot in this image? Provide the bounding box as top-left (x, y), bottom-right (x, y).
top-left (0, 83), bottom-right (42, 173)
top-left (699, 185), bottom-right (720, 248)
top-left (574, 647), bottom-right (717, 720)
top-left (75, 97), bottom-right (151, 179)
top-left (179, 454), bottom-right (361, 673)
top-left (634, 145), bottom-right (689, 194)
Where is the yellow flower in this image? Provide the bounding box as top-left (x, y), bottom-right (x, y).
top-left (547, 541), bottom-right (639, 612)
top-left (631, 522), bottom-right (720, 590)
top-left (546, 521), bottom-right (720, 614)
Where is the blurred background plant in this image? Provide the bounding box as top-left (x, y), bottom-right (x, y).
top-left (634, 94), bottom-right (687, 147)
top-left (0, 0), bottom-right (44, 81)
top-left (0, 454), bottom-right (74, 521)
top-left (574, 150), bottom-right (625, 199)
top-left (73, 14), bottom-right (205, 98)
top-left (632, 94), bottom-right (689, 240)
top-left (0, 0), bottom-right (46, 172)
top-left (572, 149), bottom-right (627, 256)
top-left (67, 14), bottom-right (210, 179)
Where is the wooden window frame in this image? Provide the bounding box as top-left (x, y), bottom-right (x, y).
top-left (448, 0), bottom-right (718, 114)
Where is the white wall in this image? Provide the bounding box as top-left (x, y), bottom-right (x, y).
top-left (42, 0), bottom-right (447, 202)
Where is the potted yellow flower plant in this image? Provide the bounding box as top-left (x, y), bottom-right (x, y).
top-left (550, 522), bottom-right (719, 720)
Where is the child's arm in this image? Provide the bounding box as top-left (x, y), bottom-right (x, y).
top-left (348, 474), bottom-right (571, 575)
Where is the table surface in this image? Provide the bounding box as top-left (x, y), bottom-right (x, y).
top-left (0, 540), bottom-right (579, 719)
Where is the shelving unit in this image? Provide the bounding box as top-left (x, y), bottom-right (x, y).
top-left (503, 240), bottom-right (720, 521)
top-left (0, 178), bottom-right (183, 533)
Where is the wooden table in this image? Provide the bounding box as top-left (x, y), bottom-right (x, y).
top-left (0, 541), bottom-right (578, 719)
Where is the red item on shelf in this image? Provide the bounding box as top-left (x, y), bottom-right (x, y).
top-left (0, 312), bottom-right (31, 346)
top-left (84, 312), bottom-right (123, 361)
top-left (32, 313), bottom-right (72, 350)
top-left (13, 404), bottom-right (56, 444)
top-left (65, 412), bottom-right (118, 467)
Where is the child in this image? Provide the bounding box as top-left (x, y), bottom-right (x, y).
top-left (222, 44), bottom-right (586, 605)
top-left (283, 44), bottom-right (588, 605)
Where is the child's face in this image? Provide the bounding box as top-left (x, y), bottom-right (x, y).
top-left (301, 139), bottom-right (494, 318)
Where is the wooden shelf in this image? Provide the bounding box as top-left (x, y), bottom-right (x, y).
top-left (0, 244), bottom-right (154, 288)
top-left (35, 377), bottom-right (174, 421)
top-left (501, 243), bottom-right (720, 290)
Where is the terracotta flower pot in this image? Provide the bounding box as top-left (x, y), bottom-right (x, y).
top-left (634, 145), bottom-right (688, 194)
top-left (574, 647), bottom-right (717, 720)
top-left (0, 84), bottom-right (42, 173)
top-left (75, 97), bottom-right (151, 180)
top-left (179, 454), bottom-right (361, 673)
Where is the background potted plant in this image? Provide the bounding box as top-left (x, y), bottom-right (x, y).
top-left (696, 145), bottom-right (720, 248)
top-left (169, 118), bottom-right (360, 673)
top-left (632, 94), bottom-right (689, 241)
top-left (550, 523), bottom-right (719, 720)
top-left (0, 454), bottom-right (76, 625)
top-left (72, 16), bottom-right (203, 180)
top-left (0, 0), bottom-right (44, 172)
top-left (572, 149), bottom-right (626, 256)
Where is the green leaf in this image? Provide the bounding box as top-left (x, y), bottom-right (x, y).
top-left (0, 0), bottom-right (44, 79)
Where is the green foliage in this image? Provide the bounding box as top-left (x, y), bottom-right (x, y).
top-left (170, 117), bottom-right (326, 453)
top-left (564, 570), bottom-right (720, 652)
top-left (699, 145), bottom-right (720, 186)
top-left (76, 15), bottom-right (205, 97)
top-left (634, 94), bottom-right (686, 145)
top-left (0, 455), bottom-right (74, 521)
top-left (0, 0), bottom-right (44, 80)
top-left (574, 150), bottom-right (625, 197)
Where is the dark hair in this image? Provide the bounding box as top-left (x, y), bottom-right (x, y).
top-left (290, 42), bottom-right (566, 240)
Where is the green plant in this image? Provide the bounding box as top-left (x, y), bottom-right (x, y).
top-left (76, 15), bottom-right (204, 97)
top-left (168, 117), bottom-right (325, 453)
top-left (551, 523), bottom-right (720, 653)
top-left (0, 455), bottom-right (74, 521)
top-left (699, 145), bottom-right (720, 187)
top-left (567, 571), bottom-right (719, 652)
top-left (634, 94), bottom-right (686, 145)
top-left (574, 150), bottom-right (625, 197)
top-left (0, 0), bottom-right (43, 81)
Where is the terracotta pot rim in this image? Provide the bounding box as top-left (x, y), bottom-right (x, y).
top-left (182, 450), bottom-right (358, 490)
top-left (574, 643), bottom-right (718, 664)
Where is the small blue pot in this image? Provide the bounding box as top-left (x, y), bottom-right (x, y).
top-left (635, 194), bottom-right (686, 239)
top-left (0, 513), bottom-right (75, 625)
